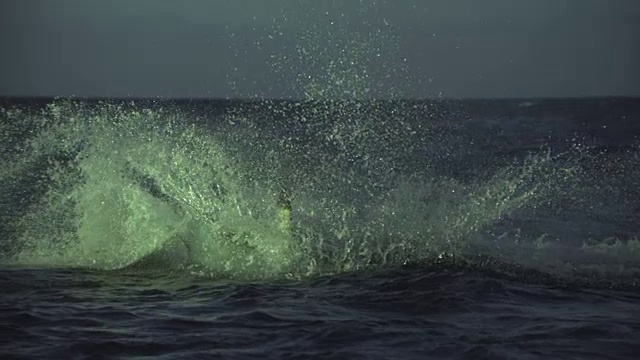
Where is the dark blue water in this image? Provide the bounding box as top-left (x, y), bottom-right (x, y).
top-left (1, 97), bottom-right (639, 359)
top-left (2, 262), bottom-right (640, 359)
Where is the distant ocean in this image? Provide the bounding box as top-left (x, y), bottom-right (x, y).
top-left (1, 97), bottom-right (639, 359)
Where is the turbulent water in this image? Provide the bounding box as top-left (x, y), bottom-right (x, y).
top-left (0, 96), bottom-right (639, 359)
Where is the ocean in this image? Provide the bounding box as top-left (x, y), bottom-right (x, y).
top-left (1, 97), bottom-right (639, 359)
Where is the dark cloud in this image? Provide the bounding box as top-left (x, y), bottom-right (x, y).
top-left (0, 0), bottom-right (638, 98)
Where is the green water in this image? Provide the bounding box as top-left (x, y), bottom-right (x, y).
top-left (0, 99), bottom-right (576, 281)
top-left (2, 17), bottom-right (610, 280)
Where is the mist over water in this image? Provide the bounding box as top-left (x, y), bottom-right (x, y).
top-left (1, 95), bottom-right (637, 285)
top-left (1, 22), bottom-right (639, 286)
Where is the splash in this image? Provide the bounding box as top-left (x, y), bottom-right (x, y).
top-left (1, 101), bottom-right (297, 279)
top-left (0, 98), bottom-right (571, 280)
top-left (2, 19), bottom-right (618, 281)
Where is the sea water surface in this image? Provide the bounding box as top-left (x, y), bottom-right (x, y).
top-left (1, 97), bottom-right (639, 359)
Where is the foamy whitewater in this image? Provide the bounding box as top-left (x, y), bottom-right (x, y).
top-left (0, 98), bottom-right (565, 275)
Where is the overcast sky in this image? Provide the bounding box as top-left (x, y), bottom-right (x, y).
top-left (1, 0), bottom-right (638, 99)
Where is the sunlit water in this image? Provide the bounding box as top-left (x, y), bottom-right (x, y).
top-left (1, 97), bottom-right (639, 359)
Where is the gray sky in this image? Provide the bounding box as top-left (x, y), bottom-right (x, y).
top-left (1, 0), bottom-right (638, 99)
